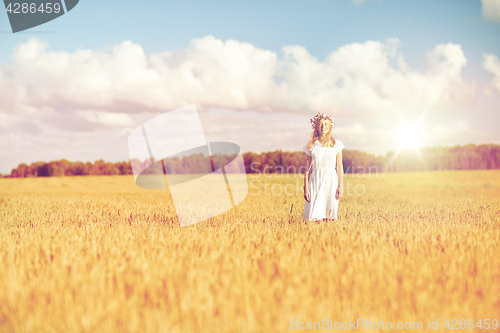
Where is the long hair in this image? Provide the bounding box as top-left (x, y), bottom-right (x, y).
top-left (306, 119), bottom-right (336, 150)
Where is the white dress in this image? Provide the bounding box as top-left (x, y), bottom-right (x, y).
top-left (302, 139), bottom-right (345, 221)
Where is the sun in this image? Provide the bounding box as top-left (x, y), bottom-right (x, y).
top-left (387, 115), bottom-right (428, 168)
top-left (396, 121), bottom-right (424, 149)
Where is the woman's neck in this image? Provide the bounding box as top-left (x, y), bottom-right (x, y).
top-left (317, 133), bottom-right (332, 147)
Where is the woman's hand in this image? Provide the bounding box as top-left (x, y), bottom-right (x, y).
top-left (335, 185), bottom-right (343, 200)
top-left (304, 186), bottom-right (311, 202)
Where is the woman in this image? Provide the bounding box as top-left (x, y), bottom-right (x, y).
top-left (303, 112), bottom-right (344, 222)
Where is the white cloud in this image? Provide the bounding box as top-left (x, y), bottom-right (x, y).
top-left (331, 123), bottom-right (368, 142)
top-left (480, 0), bottom-right (500, 22)
top-left (0, 36), bottom-right (476, 120)
top-left (76, 110), bottom-right (134, 127)
top-left (0, 113), bottom-right (12, 128)
top-left (482, 53), bottom-right (500, 96)
top-left (0, 36), bottom-right (491, 173)
top-left (429, 125), bottom-right (491, 146)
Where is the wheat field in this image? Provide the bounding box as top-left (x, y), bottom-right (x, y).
top-left (0, 170), bottom-right (499, 332)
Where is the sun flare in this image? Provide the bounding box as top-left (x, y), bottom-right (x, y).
top-left (396, 122), bottom-right (424, 149)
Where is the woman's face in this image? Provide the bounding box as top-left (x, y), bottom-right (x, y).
top-left (318, 118), bottom-right (330, 135)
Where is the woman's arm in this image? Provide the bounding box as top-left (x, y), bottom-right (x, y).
top-left (304, 155), bottom-right (311, 186)
top-left (304, 155), bottom-right (311, 201)
top-left (336, 151), bottom-right (344, 199)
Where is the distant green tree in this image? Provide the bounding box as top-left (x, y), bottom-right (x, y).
top-left (5, 143), bottom-right (500, 178)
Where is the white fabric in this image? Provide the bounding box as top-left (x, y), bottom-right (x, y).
top-left (303, 139), bottom-right (344, 221)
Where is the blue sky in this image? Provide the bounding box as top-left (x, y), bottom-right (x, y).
top-left (1, 0), bottom-right (500, 173)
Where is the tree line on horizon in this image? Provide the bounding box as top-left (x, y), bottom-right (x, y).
top-left (2, 143), bottom-right (500, 179)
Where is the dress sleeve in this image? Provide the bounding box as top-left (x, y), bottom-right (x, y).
top-left (336, 139), bottom-right (345, 153)
top-left (303, 143), bottom-right (311, 156)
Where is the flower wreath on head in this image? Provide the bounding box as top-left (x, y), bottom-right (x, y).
top-left (309, 112), bottom-right (335, 129)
